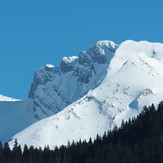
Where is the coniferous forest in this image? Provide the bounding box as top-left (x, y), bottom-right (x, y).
top-left (1, 102), bottom-right (163, 163)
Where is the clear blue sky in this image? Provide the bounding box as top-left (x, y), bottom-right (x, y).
top-left (0, 0), bottom-right (163, 99)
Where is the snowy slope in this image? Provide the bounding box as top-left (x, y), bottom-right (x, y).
top-left (0, 97), bottom-right (36, 142)
top-left (0, 95), bottom-right (20, 102)
top-left (29, 41), bottom-right (117, 119)
top-left (9, 40), bottom-right (163, 149)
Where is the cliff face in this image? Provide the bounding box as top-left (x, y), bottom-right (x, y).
top-left (29, 41), bottom-right (117, 119)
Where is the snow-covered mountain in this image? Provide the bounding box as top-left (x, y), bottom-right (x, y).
top-left (0, 96), bottom-right (36, 142)
top-left (29, 41), bottom-right (117, 119)
top-left (0, 40), bottom-right (117, 143)
top-left (9, 40), bottom-right (163, 149)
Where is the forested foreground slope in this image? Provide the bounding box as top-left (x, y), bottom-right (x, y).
top-left (1, 102), bottom-right (163, 163)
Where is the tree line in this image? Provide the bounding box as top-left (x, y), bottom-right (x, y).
top-left (1, 102), bottom-right (163, 162)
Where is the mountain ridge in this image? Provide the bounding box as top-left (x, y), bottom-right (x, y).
top-left (28, 40), bottom-right (117, 119)
top-left (9, 40), bottom-right (163, 149)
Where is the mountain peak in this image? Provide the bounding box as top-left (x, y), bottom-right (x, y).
top-left (0, 95), bottom-right (20, 102)
top-left (29, 40), bottom-right (117, 119)
top-left (45, 64), bottom-right (55, 69)
top-left (62, 56), bottom-right (79, 64)
top-left (96, 40), bottom-right (118, 49)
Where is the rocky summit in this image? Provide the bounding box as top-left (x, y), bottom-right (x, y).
top-left (29, 40), bottom-right (117, 119)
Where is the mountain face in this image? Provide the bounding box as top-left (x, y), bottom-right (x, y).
top-left (9, 40), bottom-right (163, 149)
top-left (0, 40), bottom-right (117, 143)
top-left (0, 96), bottom-right (36, 142)
top-left (29, 41), bottom-right (117, 119)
